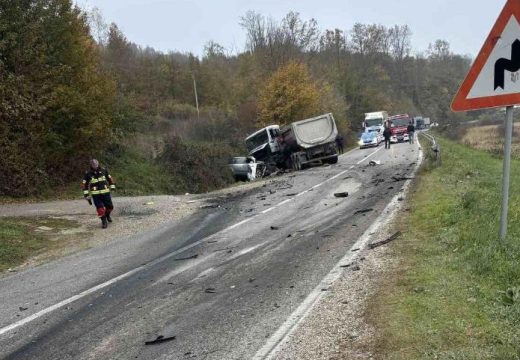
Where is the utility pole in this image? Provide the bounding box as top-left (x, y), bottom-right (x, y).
top-left (192, 74), bottom-right (200, 120)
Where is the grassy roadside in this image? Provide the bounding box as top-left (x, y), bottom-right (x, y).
top-left (0, 217), bottom-right (82, 272)
top-left (369, 136), bottom-right (520, 359)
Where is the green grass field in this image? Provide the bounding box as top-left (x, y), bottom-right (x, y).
top-left (370, 136), bottom-right (520, 359)
top-left (0, 217), bottom-right (81, 272)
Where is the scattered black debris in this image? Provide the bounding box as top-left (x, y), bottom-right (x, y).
top-left (369, 231), bottom-right (402, 250)
top-left (321, 288), bottom-right (329, 292)
top-left (354, 208), bottom-right (373, 215)
top-left (287, 234), bottom-right (292, 238)
top-left (398, 197), bottom-right (404, 201)
top-left (351, 265), bottom-right (361, 271)
top-left (343, 176), bottom-right (353, 180)
top-left (285, 193), bottom-right (298, 197)
top-left (369, 160), bottom-right (381, 166)
top-left (372, 178), bottom-right (385, 186)
top-left (351, 248), bottom-right (360, 252)
top-left (248, 278), bottom-right (256, 283)
top-left (174, 254), bottom-right (199, 261)
top-left (274, 303), bottom-right (280, 308)
top-left (392, 176), bottom-right (414, 182)
top-left (19, 307), bottom-right (28, 311)
top-left (340, 263), bottom-right (351, 268)
top-left (205, 288), bottom-right (216, 294)
top-left (360, 257), bottom-right (366, 261)
top-left (145, 335), bottom-right (176, 345)
top-left (246, 208), bottom-right (254, 213)
top-left (207, 240), bottom-right (218, 244)
top-left (270, 226), bottom-right (280, 230)
top-left (334, 192), bottom-right (349, 198)
top-left (388, 186), bottom-right (394, 190)
top-left (341, 300), bottom-right (349, 304)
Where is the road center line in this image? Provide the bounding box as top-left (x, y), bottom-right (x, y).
top-left (0, 146), bottom-right (382, 337)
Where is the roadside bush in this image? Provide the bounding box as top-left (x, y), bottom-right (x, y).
top-left (159, 136), bottom-right (236, 193)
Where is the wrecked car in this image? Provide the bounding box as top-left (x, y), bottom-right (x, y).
top-left (229, 157), bottom-right (265, 182)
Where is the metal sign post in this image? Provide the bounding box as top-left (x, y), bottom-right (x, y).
top-left (500, 106), bottom-right (514, 240)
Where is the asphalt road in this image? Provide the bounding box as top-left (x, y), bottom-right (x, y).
top-left (0, 141), bottom-right (420, 360)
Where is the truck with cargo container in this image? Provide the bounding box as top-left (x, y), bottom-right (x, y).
top-left (245, 113), bottom-right (339, 172)
top-left (414, 116), bottom-right (425, 130)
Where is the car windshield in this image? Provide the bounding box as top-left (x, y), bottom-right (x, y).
top-left (390, 117), bottom-right (410, 127)
top-left (365, 118), bottom-right (383, 128)
top-left (246, 130), bottom-right (269, 152)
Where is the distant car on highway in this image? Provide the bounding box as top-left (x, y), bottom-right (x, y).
top-left (358, 131), bottom-right (380, 149)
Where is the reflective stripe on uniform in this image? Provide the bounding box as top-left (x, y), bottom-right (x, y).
top-left (83, 190), bottom-right (89, 195)
top-left (110, 185), bottom-right (116, 189)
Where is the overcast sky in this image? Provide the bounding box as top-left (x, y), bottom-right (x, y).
top-left (75, 0), bottom-right (504, 57)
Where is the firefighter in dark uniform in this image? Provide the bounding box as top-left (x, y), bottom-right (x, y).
top-left (82, 159), bottom-right (116, 228)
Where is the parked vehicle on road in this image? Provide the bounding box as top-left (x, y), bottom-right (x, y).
top-left (359, 131), bottom-right (380, 149)
top-left (229, 156), bottom-right (265, 182)
top-left (388, 114), bottom-right (411, 143)
top-left (363, 111), bottom-right (388, 134)
top-left (414, 116), bottom-right (425, 130)
top-left (366, 126), bottom-right (384, 144)
top-left (245, 113), bottom-right (339, 172)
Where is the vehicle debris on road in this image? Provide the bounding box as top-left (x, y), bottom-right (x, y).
top-left (144, 335), bottom-right (176, 345)
top-left (354, 208), bottom-right (373, 215)
top-left (368, 231), bottom-right (402, 249)
top-left (174, 254), bottom-right (199, 261)
top-left (334, 192), bottom-right (349, 198)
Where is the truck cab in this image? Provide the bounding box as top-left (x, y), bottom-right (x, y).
top-left (245, 125), bottom-right (281, 163)
top-left (364, 111), bottom-right (389, 134)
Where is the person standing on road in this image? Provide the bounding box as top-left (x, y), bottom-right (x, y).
top-left (336, 134), bottom-right (344, 154)
top-left (407, 121), bottom-right (415, 144)
top-left (383, 125), bottom-right (392, 149)
top-left (82, 159), bottom-right (116, 229)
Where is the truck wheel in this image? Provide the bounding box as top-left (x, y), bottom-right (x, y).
top-left (328, 156), bottom-right (339, 164)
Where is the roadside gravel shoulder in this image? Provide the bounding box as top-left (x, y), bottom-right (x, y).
top-left (271, 222), bottom-right (399, 360)
top-left (1, 178), bottom-right (274, 272)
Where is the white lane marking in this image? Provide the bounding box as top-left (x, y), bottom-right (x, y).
top-left (226, 218), bottom-right (252, 231)
top-left (253, 146), bottom-right (424, 360)
top-left (226, 241), bottom-right (269, 262)
top-left (356, 146), bottom-right (383, 164)
top-left (0, 146), bottom-right (382, 337)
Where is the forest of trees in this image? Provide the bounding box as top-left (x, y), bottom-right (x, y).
top-left (0, 0), bottom-right (472, 197)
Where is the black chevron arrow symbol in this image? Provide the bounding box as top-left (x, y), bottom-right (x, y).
top-left (495, 39), bottom-right (520, 90)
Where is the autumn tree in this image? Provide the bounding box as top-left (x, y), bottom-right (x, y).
top-left (0, 0), bottom-right (116, 196)
top-left (257, 62), bottom-right (347, 128)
